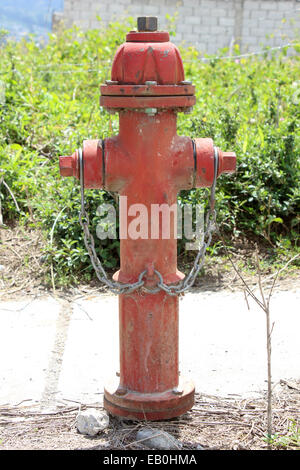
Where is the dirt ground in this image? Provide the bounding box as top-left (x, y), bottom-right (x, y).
top-left (0, 381), bottom-right (299, 450)
top-left (1, 225), bottom-right (299, 301)
top-left (0, 226), bottom-right (299, 451)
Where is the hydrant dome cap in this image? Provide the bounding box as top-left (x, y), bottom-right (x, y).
top-left (126, 30), bottom-right (170, 42)
top-left (111, 39), bottom-right (185, 85)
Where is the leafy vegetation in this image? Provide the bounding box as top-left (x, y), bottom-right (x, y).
top-left (0, 18), bottom-right (299, 286)
top-left (267, 419), bottom-right (300, 449)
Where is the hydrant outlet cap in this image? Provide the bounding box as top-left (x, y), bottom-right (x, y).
top-left (59, 155), bottom-right (74, 177)
top-left (59, 151), bottom-right (79, 178)
top-left (219, 151), bottom-right (236, 174)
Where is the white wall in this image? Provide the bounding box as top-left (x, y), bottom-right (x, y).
top-left (54, 0), bottom-right (300, 54)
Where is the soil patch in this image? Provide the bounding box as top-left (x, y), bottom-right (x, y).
top-left (1, 226), bottom-right (299, 300)
top-left (1, 381), bottom-right (299, 450)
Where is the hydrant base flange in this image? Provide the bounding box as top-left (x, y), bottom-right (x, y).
top-left (104, 377), bottom-right (195, 421)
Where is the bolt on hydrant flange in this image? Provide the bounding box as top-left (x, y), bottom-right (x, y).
top-left (59, 17), bottom-right (236, 420)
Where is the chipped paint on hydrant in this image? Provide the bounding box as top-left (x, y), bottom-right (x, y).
top-left (59, 17), bottom-right (236, 420)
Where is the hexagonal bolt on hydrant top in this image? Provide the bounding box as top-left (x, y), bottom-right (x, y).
top-left (59, 17), bottom-right (236, 420)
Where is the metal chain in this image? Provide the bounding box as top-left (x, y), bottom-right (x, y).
top-left (79, 146), bottom-right (218, 296)
top-left (79, 148), bottom-right (145, 295)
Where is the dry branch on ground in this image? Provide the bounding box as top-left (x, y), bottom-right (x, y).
top-left (1, 384), bottom-right (299, 450)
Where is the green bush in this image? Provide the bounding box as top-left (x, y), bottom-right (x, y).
top-left (0, 19), bottom-right (299, 285)
top-left (179, 44), bottom-right (300, 250)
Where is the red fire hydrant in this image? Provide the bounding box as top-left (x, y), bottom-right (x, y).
top-left (59, 17), bottom-right (236, 420)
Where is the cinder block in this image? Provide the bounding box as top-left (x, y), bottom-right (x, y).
top-left (159, 6), bottom-right (178, 17)
top-left (211, 25), bottom-right (227, 35)
top-left (198, 33), bottom-right (211, 42)
top-left (242, 27), bottom-right (251, 37)
top-left (185, 16), bottom-right (201, 25)
top-left (219, 17), bottom-right (235, 27)
top-left (68, 0), bottom-right (82, 9)
top-left (245, 44), bottom-right (260, 52)
top-left (125, 4), bottom-right (141, 15)
top-left (212, 8), bottom-right (227, 18)
top-left (183, 0), bottom-right (201, 7)
top-left (131, 0), bottom-right (150, 5)
top-left (143, 5), bottom-right (161, 15)
top-left (268, 10), bottom-right (286, 20)
top-left (243, 35), bottom-right (259, 46)
top-left (277, 1), bottom-right (294, 11)
top-left (83, 9), bottom-right (94, 20)
top-left (243, 19), bottom-right (259, 29)
top-left (160, 0), bottom-right (178, 5)
top-left (78, 18), bottom-right (90, 29)
top-left (193, 6), bottom-right (205, 18)
top-left (272, 20), bottom-right (288, 30)
top-left (258, 18), bottom-right (276, 29)
top-left (196, 42), bottom-right (208, 52)
top-left (128, 5), bottom-right (145, 15)
top-left (217, 0), bottom-right (235, 9)
top-left (250, 9), bottom-right (267, 19)
top-left (207, 43), bottom-right (219, 54)
top-left (200, 0), bottom-right (217, 9)
top-left (109, 4), bottom-right (126, 14)
top-left (250, 27), bottom-right (268, 38)
top-left (261, 1), bottom-right (277, 10)
top-left (244, 0), bottom-right (260, 9)
top-left (94, 11), bottom-right (111, 22)
top-left (200, 15), bottom-right (218, 26)
top-left (174, 32), bottom-right (183, 41)
top-left (178, 7), bottom-right (193, 17)
top-left (90, 19), bottom-right (102, 29)
top-left (272, 37), bottom-right (289, 47)
top-left (90, 3), bottom-right (102, 13)
top-left (194, 25), bottom-right (211, 35)
top-left (257, 37), bottom-right (275, 47)
top-left (187, 41), bottom-right (203, 51)
top-left (84, 0), bottom-right (93, 9)
top-left (72, 7), bottom-right (83, 19)
top-left (177, 23), bottom-right (193, 34)
top-left (182, 33), bottom-right (198, 43)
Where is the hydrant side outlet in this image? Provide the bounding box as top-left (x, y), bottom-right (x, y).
top-left (58, 18), bottom-right (236, 421)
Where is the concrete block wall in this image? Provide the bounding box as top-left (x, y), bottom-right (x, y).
top-left (57, 0), bottom-right (300, 54)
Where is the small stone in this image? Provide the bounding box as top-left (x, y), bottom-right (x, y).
top-left (76, 409), bottom-right (109, 437)
top-left (196, 444), bottom-right (204, 450)
top-left (135, 428), bottom-right (181, 450)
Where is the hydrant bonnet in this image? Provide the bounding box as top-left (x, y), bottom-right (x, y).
top-left (100, 17), bottom-right (195, 110)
